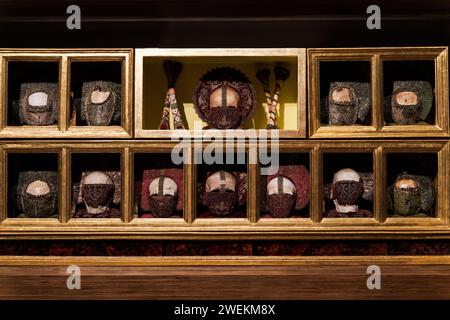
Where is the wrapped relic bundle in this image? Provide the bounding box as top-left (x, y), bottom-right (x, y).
top-left (255, 66), bottom-right (291, 129)
top-left (388, 172), bottom-right (435, 216)
top-left (193, 67), bottom-right (257, 129)
top-left (15, 171), bottom-right (58, 218)
top-left (321, 82), bottom-right (371, 125)
top-left (385, 81), bottom-right (433, 125)
top-left (260, 165), bottom-right (310, 218)
top-left (75, 80), bottom-right (121, 126)
top-left (158, 60), bottom-right (185, 130)
top-left (199, 170), bottom-right (247, 217)
top-left (72, 171), bottom-right (121, 218)
top-left (324, 168), bottom-right (373, 217)
top-left (15, 82), bottom-right (59, 126)
top-left (140, 168), bottom-right (183, 218)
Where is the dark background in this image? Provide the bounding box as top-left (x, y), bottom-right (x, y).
top-left (0, 0), bottom-right (449, 48)
top-left (1, 0), bottom-right (450, 255)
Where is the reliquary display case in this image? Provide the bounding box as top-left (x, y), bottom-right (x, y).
top-left (0, 47), bottom-right (448, 240)
top-left (134, 48), bottom-right (307, 138)
top-left (0, 48), bottom-right (134, 139)
top-left (308, 47), bottom-right (449, 138)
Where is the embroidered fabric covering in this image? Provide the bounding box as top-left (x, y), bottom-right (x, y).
top-left (81, 184), bottom-right (115, 209)
top-left (322, 82), bottom-right (370, 125)
top-left (17, 171), bottom-right (58, 218)
top-left (80, 80), bottom-right (121, 126)
top-left (141, 168), bottom-right (183, 211)
top-left (390, 81), bottom-right (433, 124)
top-left (388, 172), bottom-right (435, 216)
top-left (261, 165), bottom-right (310, 212)
top-left (76, 171), bottom-right (121, 205)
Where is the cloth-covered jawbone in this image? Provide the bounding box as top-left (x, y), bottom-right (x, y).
top-left (17, 171), bottom-right (58, 218)
top-left (205, 171), bottom-right (238, 216)
top-left (267, 176), bottom-right (296, 218)
top-left (148, 176), bottom-right (178, 218)
top-left (81, 171), bottom-right (115, 214)
top-left (327, 82), bottom-right (370, 125)
top-left (331, 168), bottom-right (364, 213)
top-left (19, 83), bottom-right (58, 126)
top-left (81, 81), bottom-right (121, 126)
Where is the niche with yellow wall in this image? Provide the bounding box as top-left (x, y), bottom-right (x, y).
top-left (135, 49), bottom-right (306, 138)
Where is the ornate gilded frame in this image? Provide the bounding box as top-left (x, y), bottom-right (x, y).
top-left (0, 140), bottom-right (448, 240)
top-left (0, 49), bottom-right (133, 138)
top-left (134, 48), bottom-right (307, 138)
top-left (308, 47), bottom-right (449, 138)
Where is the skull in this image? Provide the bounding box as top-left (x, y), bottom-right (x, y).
top-left (148, 176), bottom-right (178, 218)
top-left (205, 171), bottom-right (238, 216)
top-left (266, 176), bottom-right (296, 218)
top-left (210, 86), bottom-right (240, 109)
top-left (331, 168), bottom-right (364, 213)
top-left (392, 175), bottom-right (421, 216)
top-left (207, 86), bottom-right (242, 129)
top-left (17, 171), bottom-right (58, 218)
top-left (81, 81), bottom-right (121, 126)
top-left (19, 83), bottom-right (58, 126)
top-left (81, 171), bottom-right (115, 215)
top-left (327, 82), bottom-right (370, 125)
top-left (391, 81), bottom-right (427, 125)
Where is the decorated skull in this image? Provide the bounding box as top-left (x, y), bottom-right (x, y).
top-left (19, 82), bottom-right (58, 126)
top-left (193, 67), bottom-right (257, 130)
top-left (327, 82), bottom-right (370, 125)
top-left (148, 176), bottom-right (178, 218)
top-left (389, 172), bottom-right (435, 216)
top-left (331, 168), bottom-right (365, 213)
top-left (208, 85), bottom-right (242, 129)
top-left (80, 80), bottom-right (121, 126)
top-left (204, 171), bottom-right (238, 216)
top-left (391, 81), bottom-right (432, 125)
top-left (81, 171), bottom-right (115, 214)
top-left (266, 176), bottom-right (296, 218)
top-left (17, 171), bottom-right (58, 218)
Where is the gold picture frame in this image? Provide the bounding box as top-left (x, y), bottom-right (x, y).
top-left (0, 140), bottom-right (448, 240)
top-left (308, 47), bottom-right (449, 138)
top-left (134, 48), bottom-right (307, 138)
top-left (0, 49), bottom-right (134, 138)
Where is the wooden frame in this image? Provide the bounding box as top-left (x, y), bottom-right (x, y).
top-left (134, 48), bottom-right (307, 138)
top-left (0, 140), bottom-right (448, 240)
top-left (1, 255), bottom-right (450, 299)
top-left (308, 47), bottom-right (449, 138)
top-left (0, 49), bottom-right (133, 138)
